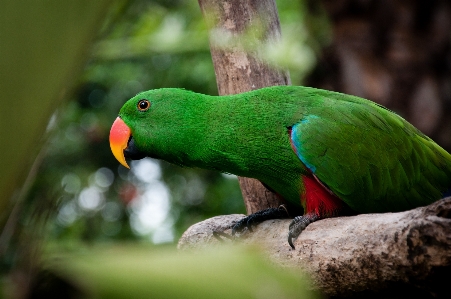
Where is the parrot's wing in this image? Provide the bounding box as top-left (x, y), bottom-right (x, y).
top-left (290, 95), bottom-right (451, 213)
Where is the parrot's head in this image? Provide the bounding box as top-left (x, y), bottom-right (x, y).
top-left (109, 88), bottom-right (200, 168)
top-left (109, 95), bottom-right (152, 169)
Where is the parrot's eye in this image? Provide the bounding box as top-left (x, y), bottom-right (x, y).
top-left (137, 99), bottom-right (150, 111)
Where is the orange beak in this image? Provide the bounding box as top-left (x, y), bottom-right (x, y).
top-left (109, 117), bottom-right (131, 169)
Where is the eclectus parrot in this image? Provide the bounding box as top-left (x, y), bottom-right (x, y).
top-left (109, 86), bottom-right (451, 248)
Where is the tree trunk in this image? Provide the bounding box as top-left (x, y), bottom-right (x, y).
top-left (306, 0), bottom-right (451, 151)
top-left (198, 0), bottom-right (291, 214)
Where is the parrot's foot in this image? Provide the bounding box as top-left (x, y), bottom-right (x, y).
top-left (287, 213), bottom-right (320, 250)
top-left (232, 205), bottom-right (290, 236)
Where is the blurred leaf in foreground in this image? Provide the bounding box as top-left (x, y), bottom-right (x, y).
top-left (41, 245), bottom-right (319, 299)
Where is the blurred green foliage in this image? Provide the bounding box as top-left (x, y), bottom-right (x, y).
top-left (0, 0), bottom-right (116, 221)
top-left (40, 245), bottom-right (319, 299)
top-left (23, 0), bottom-right (320, 247)
top-left (0, 0), bottom-right (127, 277)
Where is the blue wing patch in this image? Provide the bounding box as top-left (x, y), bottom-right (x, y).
top-left (290, 115), bottom-right (319, 173)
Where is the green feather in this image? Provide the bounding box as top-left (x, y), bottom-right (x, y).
top-left (118, 86), bottom-right (451, 213)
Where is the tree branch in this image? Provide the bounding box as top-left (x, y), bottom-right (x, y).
top-left (178, 198), bottom-right (451, 298)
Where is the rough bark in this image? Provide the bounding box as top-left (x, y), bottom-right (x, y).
top-left (178, 198), bottom-right (451, 298)
top-left (198, 0), bottom-right (290, 214)
top-left (306, 0), bottom-right (451, 151)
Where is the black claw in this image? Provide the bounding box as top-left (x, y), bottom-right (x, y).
top-left (287, 214), bottom-right (320, 249)
top-left (231, 218), bottom-right (249, 236)
top-left (232, 206), bottom-right (290, 236)
top-left (288, 233), bottom-right (296, 249)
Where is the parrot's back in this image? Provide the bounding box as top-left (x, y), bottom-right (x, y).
top-left (276, 86), bottom-right (451, 213)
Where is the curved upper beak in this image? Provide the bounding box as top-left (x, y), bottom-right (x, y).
top-left (109, 117), bottom-right (131, 169)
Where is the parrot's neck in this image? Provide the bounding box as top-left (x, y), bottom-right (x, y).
top-left (137, 92), bottom-right (306, 203)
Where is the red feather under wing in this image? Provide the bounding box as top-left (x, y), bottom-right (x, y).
top-left (302, 175), bottom-right (343, 217)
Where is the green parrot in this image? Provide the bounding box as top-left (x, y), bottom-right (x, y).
top-left (109, 86), bottom-right (451, 248)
